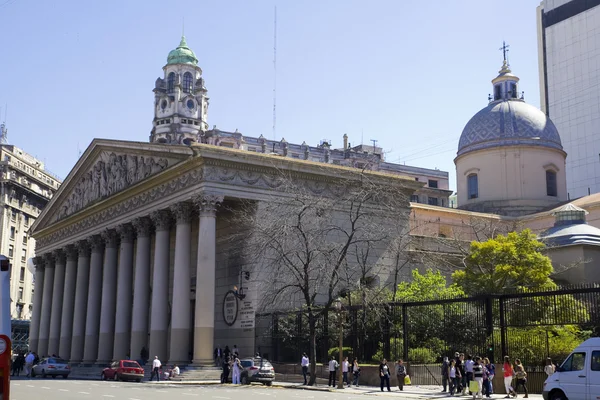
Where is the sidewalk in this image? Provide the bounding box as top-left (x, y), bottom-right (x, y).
top-left (147, 379), bottom-right (543, 399)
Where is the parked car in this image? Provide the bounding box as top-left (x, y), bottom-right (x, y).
top-left (31, 357), bottom-right (70, 378)
top-left (543, 337), bottom-right (600, 400)
top-left (240, 357), bottom-right (275, 386)
top-left (101, 360), bottom-right (145, 382)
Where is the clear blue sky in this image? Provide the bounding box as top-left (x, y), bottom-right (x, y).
top-left (0, 0), bottom-right (542, 191)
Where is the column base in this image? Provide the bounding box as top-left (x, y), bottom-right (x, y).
top-left (38, 339), bottom-right (49, 357)
top-left (59, 337), bottom-right (72, 361)
top-left (169, 328), bottom-right (190, 364)
top-left (192, 327), bottom-right (213, 363)
top-left (113, 331), bottom-right (131, 361)
top-left (149, 329), bottom-right (168, 362)
top-left (82, 334), bottom-right (99, 364)
top-left (70, 335), bottom-right (85, 363)
top-left (97, 332), bottom-right (115, 363)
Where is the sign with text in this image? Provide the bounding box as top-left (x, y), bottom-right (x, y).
top-left (238, 299), bottom-right (255, 329)
top-left (222, 291), bottom-right (238, 326)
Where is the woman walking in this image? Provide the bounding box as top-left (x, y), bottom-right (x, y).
top-left (472, 357), bottom-right (484, 400)
top-left (502, 356), bottom-right (517, 398)
top-left (544, 358), bottom-right (555, 377)
top-left (352, 358), bottom-right (360, 387)
top-left (379, 358), bottom-right (391, 392)
top-left (514, 365), bottom-right (528, 398)
top-left (395, 359), bottom-right (407, 391)
top-left (449, 359), bottom-right (461, 396)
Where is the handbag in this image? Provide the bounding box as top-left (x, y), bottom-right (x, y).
top-left (469, 380), bottom-right (479, 393)
top-left (404, 375), bottom-right (411, 385)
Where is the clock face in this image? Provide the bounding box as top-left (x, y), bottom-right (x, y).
top-left (187, 99), bottom-right (195, 110)
top-left (0, 338), bottom-right (6, 355)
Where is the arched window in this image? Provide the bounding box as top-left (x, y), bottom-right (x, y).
top-left (183, 72), bottom-right (193, 93)
top-left (546, 170), bottom-right (557, 196)
top-left (468, 174), bottom-right (478, 199)
top-left (167, 72), bottom-right (176, 93)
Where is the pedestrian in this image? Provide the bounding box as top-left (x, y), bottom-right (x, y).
top-left (441, 356), bottom-right (450, 393)
top-left (465, 354), bottom-right (474, 395)
top-left (301, 352), bottom-right (309, 385)
top-left (342, 357), bottom-right (350, 387)
top-left (379, 358), bottom-right (391, 392)
top-left (214, 345), bottom-right (223, 367)
top-left (221, 356), bottom-right (230, 383)
top-left (224, 345), bottom-right (231, 361)
top-left (33, 352), bottom-right (39, 366)
top-left (457, 353), bottom-right (466, 394)
top-left (352, 358), bottom-right (360, 387)
top-left (232, 356), bottom-right (242, 384)
top-left (232, 344), bottom-right (239, 358)
top-left (448, 358), bottom-right (461, 396)
top-left (171, 364), bottom-right (180, 379)
top-left (395, 359), bottom-right (407, 391)
top-left (327, 356), bottom-right (338, 387)
top-left (502, 356), bottom-right (516, 398)
top-left (514, 364), bottom-right (528, 398)
top-left (483, 358), bottom-right (493, 398)
top-left (24, 351), bottom-right (34, 378)
top-left (544, 358), bottom-right (555, 377)
top-left (151, 356), bottom-right (161, 381)
top-left (472, 356), bottom-right (484, 400)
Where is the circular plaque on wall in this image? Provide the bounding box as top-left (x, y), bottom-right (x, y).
top-left (223, 290), bottom-right (239, 327)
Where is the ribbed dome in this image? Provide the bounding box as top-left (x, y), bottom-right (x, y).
top-left (167, 36), bottom-right (198, 66)
top-left (457, 99), bottom-right (563, 157)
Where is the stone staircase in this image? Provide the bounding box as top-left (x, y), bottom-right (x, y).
top-left (171, 365), bottom-right (222, 381)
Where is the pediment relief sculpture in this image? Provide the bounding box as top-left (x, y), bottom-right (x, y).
top-left (52, 152), bottom-right (172, 223)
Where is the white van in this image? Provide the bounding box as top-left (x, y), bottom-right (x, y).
top-left (542, 337), bottom-right (600, 400)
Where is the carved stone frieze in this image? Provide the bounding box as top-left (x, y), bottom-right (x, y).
top-left (151, 210), bottom-right (172, 231)
top-left (52, 152), bottom-right (171, 223)
top-left (170, 202), bottom-right (194, 223)
top-left (132, 217), bottom-right (153, 237)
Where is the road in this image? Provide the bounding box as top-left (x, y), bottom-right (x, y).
top-left (10, 379), bottom-right (370, 400)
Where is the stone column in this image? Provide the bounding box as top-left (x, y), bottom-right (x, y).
top-left (193, 194), bottom-right (223, 364)
top-left (150, 210), bottom-right (172, 362)
top-left (130, 217), bottom-right (152, 361)
top-left (48, 250), bottom-right (66, 356)
top-left (70, 241), bottom-right (90, 363)
top-left (169, 202), bottom-right (193, 363)
top-left (97, 229), bottom-right (119, 364)
top-left (28, 256), bottom-right (45, 352)
top-left (59, 245), bottom-right (78, 359)
top-left (83, 235), bottom-right (104, 364)
top-left (38, 253), bottom-right (55, 357)
top-left (113, 224), bottom-right (134, 360)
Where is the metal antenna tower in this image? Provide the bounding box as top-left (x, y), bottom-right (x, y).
top-left (272, 6), bottom-right (277, 140)
top-left (371, 139), bottom-right (378, 149)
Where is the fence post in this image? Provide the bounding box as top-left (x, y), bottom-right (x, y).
top-left (485, 296), bottom-right (494, 363)
top-left (499, 296), bottom-right (507, 360)
top-left (383, 305), bottom-right (391, 360)
top-left (272, 313), bottom-right (279, 362)
top-left (402, 303), bottom-right (409, 361)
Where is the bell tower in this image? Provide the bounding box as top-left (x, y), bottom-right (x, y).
top-left (150, 36), bottom-right (209, 145)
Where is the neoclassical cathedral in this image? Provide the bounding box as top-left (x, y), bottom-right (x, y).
top-left (28, 37), bottom-right (600, 367)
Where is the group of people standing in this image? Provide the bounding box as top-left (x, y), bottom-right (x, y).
top-left (214, 344), bottom-right (244, 384)
top-left (378, 359), bottom-right (407, 392)
top-left (325, 356), bottom-right (361, 388)
top-left (443, 353), bottom-right (496, 398)
top-left (11, 351), bottom-right (38, 377)
top-left (149, 356), bottom-right (180, 381)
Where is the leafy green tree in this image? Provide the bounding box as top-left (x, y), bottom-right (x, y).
top-left (453, 230), bottom-right (555, 295)
top-left (397, 269), bottom-right (465, 301)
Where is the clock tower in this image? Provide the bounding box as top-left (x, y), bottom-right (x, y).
top-left (150, 36), bottom-right (208, 145)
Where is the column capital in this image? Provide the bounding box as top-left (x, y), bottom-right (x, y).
top-left (53, 249), bottom-right (66, 265)
top-left (88, 234), bottom-right (104, 253)
top-left (151, 209), bottom-right (172, 231)
top-left (132, 216), bottom-right (153, 237)
top-left (76, 240), bottom-right (91, 257)
top-left (116, 224), bottom-right (135, 243)
top-left (170, 202), bottom-right (194, 223)
top-left (43, 252), bottom-right (55, 267)
top-left (193, 193), bottom-right (224, 216)
top-left (102, 229), bottom-right (119, 248)
top-left (33, 255), bottom-right (45, 268)
top-left (65, 245), bottom-right (78, 262)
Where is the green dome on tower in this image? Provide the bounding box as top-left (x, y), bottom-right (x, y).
top-left (166, 36), bottom-right (198, 66)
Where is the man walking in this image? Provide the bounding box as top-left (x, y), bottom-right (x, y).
top-left (328, 356), bottom-right (338, 387)
top-left (442, 356), bottom-right (450, 393)
top-left (151, 356), bottom-right (161, 381)
top-left (24, 351), bottom-right (34, 378)
top-left (301, 352), bottom-right (310, 385)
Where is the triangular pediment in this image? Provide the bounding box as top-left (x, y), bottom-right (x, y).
top-left (31, 139), bottom-right (195, 233)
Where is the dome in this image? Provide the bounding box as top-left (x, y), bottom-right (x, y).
top-left (167, 36), bottom-right (198, 66)
top-left (457, 100), bottom-right (563, 157)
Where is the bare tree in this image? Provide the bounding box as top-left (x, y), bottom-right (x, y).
top-left (229, 165), bottom-right (415, 384)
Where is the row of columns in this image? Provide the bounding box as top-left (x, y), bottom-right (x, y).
top-left (29, 194), bottom-right (223, 365)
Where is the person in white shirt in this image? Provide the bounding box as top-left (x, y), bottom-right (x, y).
top-left (232, 345), bottom-right (239, 358)
top-left (342, 357), bottom-right (350, 387)
top-left (328, 357), bottom-right (339, 387)
top-left (171, 364), bottom-right (180, 379)
top-left (301, 353), bottom-right (310, 385)
top-left (24, 352), bottom-right (34, 378)
top-left (151, 356), bottom-right (162, 381)
top-left (232, 357), bottom-right (242, 384)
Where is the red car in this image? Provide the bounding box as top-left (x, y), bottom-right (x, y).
top-left (101, 360), bottom-right (144, 382)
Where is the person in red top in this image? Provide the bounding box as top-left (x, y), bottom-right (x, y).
top-left (502, 356), bottom-right (517, 398)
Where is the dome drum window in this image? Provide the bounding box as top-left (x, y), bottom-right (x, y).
top-left (183, 72), bottom-right (194, 93)
top-left (467, 174), bottom-right (478, 199)
top-left (546, 170), bottom-right (558, 197)
top-left (167, 72), bottom-right (176, 93)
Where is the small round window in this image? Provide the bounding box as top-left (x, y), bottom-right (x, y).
top-left (187, 99), bottom-right (195, 109)
top-left (161, 100), bottom-right (168, 110)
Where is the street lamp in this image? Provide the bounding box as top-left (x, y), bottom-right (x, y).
top-left (333, 298), bottom-right (344, 389)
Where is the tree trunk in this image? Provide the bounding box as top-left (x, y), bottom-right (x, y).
top-left (308, 313), bottom-right (317, 386)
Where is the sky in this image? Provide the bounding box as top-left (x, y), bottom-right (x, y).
top-left (0, 0), bottom-right (543, 191)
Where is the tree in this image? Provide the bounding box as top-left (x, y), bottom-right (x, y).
top-left (453, 229), bottom-right (555, 295)
top-left (396, 269), bottom-right (465, 301)
top-left (231, 165), bottom-right (415, 384)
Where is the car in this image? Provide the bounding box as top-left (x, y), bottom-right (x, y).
top-left (31, 357), bottom-right (70, 378)
top-left (240, 357), bottom-right (275, 386)
top-left (101, 360), bottom-right (145, 382)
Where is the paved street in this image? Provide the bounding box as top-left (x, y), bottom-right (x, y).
top-left (10, 378), bottom-right (545, 400)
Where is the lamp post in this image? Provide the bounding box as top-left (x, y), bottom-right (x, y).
top-left (333, 298), bottom-right (344, 389)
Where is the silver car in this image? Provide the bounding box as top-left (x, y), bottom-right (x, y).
top-left (32, 357), bottom-right (71, 378)
top-left (240, 357), bottom-right (275, 385)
